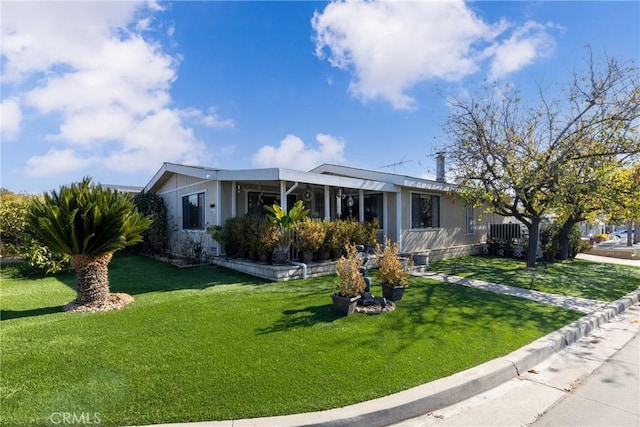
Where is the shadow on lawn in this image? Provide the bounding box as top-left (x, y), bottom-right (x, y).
top-left (255, 304), bottom-right (338, 334)
top-left (349, 277), bottom-right (582, 354)
top-left (1, 305), bottom-right (64, 320)
top-left (48, 252), bottom-right (271, 296)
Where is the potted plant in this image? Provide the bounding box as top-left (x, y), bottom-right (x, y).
top-left (316, 220), bottom-right (332, 261)
top-left (327, 220), bottom-right (348, 260)
top-left (265, 200), bottom-right (310, 264)
top-left (333, 244), bottom-right (367, 316)
top-left (207, 217), bottom-right (239, 257)
top-left (294, 217), bottom-right (326, 263)
top-left (374, 238), bottom-right (410, 301)
top-left (363, 218), bottom-right (380, 253)
top-left (257, 217), bottom-right (279, 263)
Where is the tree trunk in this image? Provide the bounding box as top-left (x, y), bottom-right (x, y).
top-left (70, 253), bottom-right (113, 304)
top-left (526, 217), bottom-right (541, 268)
top-left (558, 219), bottom-right (579, 261)
top-left (626, 220), bottom-right (633, 247)
top-left (634, 221), bottom-right (640, 244)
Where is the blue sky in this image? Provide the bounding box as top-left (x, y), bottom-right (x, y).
top-left (1, 0), bottom-right (638, 194)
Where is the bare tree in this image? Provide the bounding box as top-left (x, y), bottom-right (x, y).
top-left (445, 52), bottom-right (639, 267)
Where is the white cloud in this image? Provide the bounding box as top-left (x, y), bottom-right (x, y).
top-left (1, 1), bottom-right (231, 178)
top-left (104, 108), bottom-right (207, 173)
top-left (25, 149), bottom-right (96, 177)
top-left (0, 98), bottom-right (22, 141)
top-left (252, 134), bottom-right (345, 170)
top-left (180, 107), bottom-right (235, 129)
top-left (486, 22), bottom-right (556, 80)
top-left (312, 0), bottom-right (555, 110)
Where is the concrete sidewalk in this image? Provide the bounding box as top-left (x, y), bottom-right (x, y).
top-left (391, 301), bottom-right (640, 427)
top-left (140, 255), bottom-right (639, 427)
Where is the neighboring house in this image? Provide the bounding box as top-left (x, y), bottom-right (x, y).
top-left (143, 162), bottom-right (508, 261)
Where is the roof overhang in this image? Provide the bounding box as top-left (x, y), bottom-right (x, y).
top-left (144, 163), bottom-right (398, 194)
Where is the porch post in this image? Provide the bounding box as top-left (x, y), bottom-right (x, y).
top-left (359, 189), bottom-right (364, 222)
top-left (396, 190), bottom-right (402, 251)
top-left (280, 181), bottom-right (287, 211)
top-left (231, 181), bottom-right (237, 217)
top-left (383, 192), bottom-right (388, 238)
top-left (324, 185), bottom-right (330, 219)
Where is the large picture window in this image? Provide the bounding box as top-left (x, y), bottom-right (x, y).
top-left (364, 193), bottom-right (383, 224)
top-left (182, 192), bottom-right (205, 230)
top-left (411, 193), bottom-right (440, 229)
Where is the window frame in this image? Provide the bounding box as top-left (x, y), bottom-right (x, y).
top-left (410, 192), bottom-right (440, 229)
top-left (465, 204), bottom-right (475, 235)
top-left (182, 191), bottom-right (206, 230)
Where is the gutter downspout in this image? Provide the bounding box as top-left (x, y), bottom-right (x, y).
top-left (289, 260), bottom-right (307, 279)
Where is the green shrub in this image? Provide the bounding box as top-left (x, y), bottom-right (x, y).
top-left (133, 191), bottom-right (167, 254)
top-left (18, 240), bottom-right (70, 276)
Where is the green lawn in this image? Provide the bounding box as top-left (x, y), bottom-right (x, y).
top-left (429, 256), bottom-right (640, 301)
top-left (1, 253), bottom-right (583, 426)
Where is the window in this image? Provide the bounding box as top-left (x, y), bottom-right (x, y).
top-left (364, 193), bottom-right (383, 224)
top-left (247, 192), bottom-right (278, 216)
top-left (182, 192), bottom-right (205, 230)
top-left (411, 193), bottom-right (440, 229)
top-left (465, 204), bottom-right (475, 234)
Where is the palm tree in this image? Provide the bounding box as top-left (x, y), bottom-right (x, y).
top-left (28, 178), bottom-right (152, 312)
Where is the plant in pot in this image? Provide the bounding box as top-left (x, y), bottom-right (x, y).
top-left (316, 219), bottom-right (332, 261)
top-left (257, 217), bottom-right (279, 263)
top-left (294, 217), bottom-right (326, 263)
top-left (333, 244), bottom-right (367, 316)
top-left (207, 217), bottom-right (239, 257)
top-left (265, 200), bottom-right (310, 264)
top-left (327, 220), bottom-right (348, 260)
top-left (374, 238), bottom-right (410, 301)
top-left (363, 218), bottom-right (380, 253)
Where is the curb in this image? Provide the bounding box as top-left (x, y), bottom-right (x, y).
top-left (143, 289), bottom-right (640, 427)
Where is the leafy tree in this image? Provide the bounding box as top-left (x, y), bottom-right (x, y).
top-left (607, 163), bottom-right (640, 246)
top-left (0, 188), bottom-right (31, 257)
top-left (446, 53), bottom-right (639, 267)
top-left (133, 190), bottom-right (168, 254)
top-left (0, 189), bottom-right (69, 275)
top-left (27, 178), bottom-right (152, 311)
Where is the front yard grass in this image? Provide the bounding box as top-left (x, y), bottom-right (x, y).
top-left (429, 256), bottom-right (640, 301)
top-left (1, 252), bottom-right (583, 426)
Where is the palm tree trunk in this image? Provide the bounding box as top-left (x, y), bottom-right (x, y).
top-left (70, 253), bottom-right (113, 304)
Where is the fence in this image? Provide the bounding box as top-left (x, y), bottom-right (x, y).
top-left (489, 223), bottom-right (527, 241)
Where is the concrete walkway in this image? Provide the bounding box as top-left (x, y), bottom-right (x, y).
top-left (416, 272), bottom-right (607, 313)
top-left (139, 255), bottom-right (639, 427)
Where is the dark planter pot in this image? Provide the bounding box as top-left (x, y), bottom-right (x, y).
top-left (300, 250), bottom-right (314, 264)
top-left (331, 294), bottom-right (361, 316)
top-left (331, 248), bottom-right (343, 261)
top-left (543, 251), bottom-right (555, 262)
top-left (317, 247), bottom-right (331, 261)
top-left (382, 284), bottom-right (407, 301)
top-left (258, 251), bottom-right (270, 263)
top-left (247, 249), bottom-right (257, 261)
top-left (273, 250), bottom-right (289, 265)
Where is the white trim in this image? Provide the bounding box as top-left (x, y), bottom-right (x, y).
top-left (359, 189), bottom-right (364, 222)
top-left (396, 191), bottom-right (402, 251)
top-left (324, 185), bottom-right (330, 219)
top-left (157, 180), bottom-right (209, 195)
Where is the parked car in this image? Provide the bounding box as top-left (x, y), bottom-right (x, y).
top-left (613, 228), bottom-right (634, 238)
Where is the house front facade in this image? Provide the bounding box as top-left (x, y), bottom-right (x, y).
top-left (144, 162), bottom-right (508, 261)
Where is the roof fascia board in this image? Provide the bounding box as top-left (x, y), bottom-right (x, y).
top-left (314, 163), bottom-right (456, 193)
